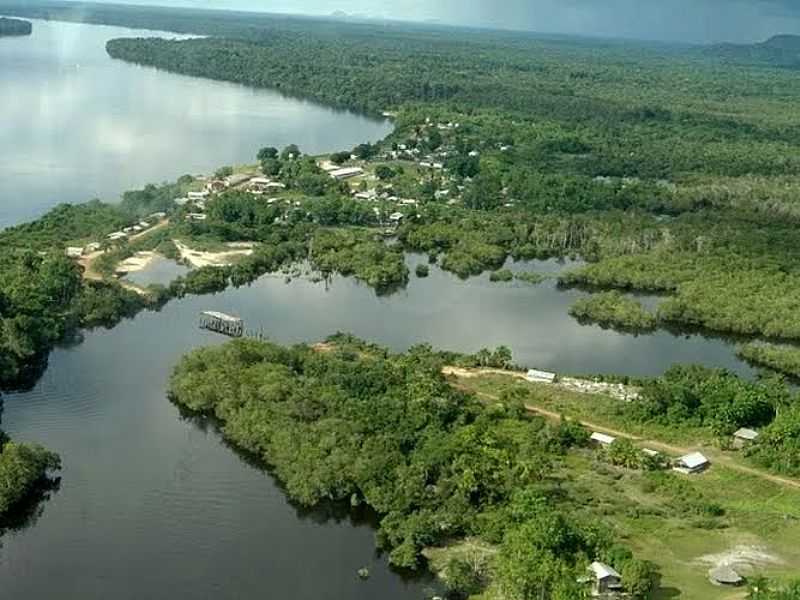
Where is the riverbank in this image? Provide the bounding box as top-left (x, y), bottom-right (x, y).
top-left (169, 336), bottom-right (800, 598)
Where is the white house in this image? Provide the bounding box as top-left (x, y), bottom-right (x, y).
top-left (590, 432), bottom-right (616, 447)
top-left (526, 369), bottom-right (556, 384)
top-left (187, 191), bottom-right (210, 201)
top-left (733, 428), bottom-right (759, 449)
top-left (65, 246), bottom-right (84, 259)
top-left (107, 231), bottom-right (127, 241)
top-left (587, 562), bottom-right (623, 596)
top-left (674, 452), bottom-right (710, 474)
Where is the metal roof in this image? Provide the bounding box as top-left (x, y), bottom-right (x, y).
top-left (709, 565), bottom-right (743, 584)
top-left (590, 432), bottom-right (616, 445)
top-left (201, 311), bottom-right (242, 323)
top-left (734, 428), bottom-right (759, 440)
top-left (526, 369), bottom-right (556, 382)
top-left (589, 562), bottom-right (621, 580)
top-left (679, 452), bottom-right (709, 469)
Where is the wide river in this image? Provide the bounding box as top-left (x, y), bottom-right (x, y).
top-left (0, 18), bottom-right (392, 229)
top-left (0, 17), bottom-right (756, 600)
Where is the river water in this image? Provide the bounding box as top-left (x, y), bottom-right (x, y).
top-left (0, 18), bottom-right (391, 229)
top-left (0, 17), bottom-right (757, 600)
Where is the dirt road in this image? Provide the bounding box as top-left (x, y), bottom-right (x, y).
top-left (78, 219), bottom-right (170, 294)
top-left (447, 369), bottom-right (800, 491)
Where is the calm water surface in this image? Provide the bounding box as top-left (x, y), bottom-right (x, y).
top-left (0, 18), bottom-right (758, 600)
top-left (1, 258), bottom-right (755, 597)
top-left (0, 18), bottom-right (391, 228)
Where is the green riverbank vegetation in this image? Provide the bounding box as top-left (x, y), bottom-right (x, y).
top-left (170, 336), bottom-right (660, 598)
top-left (737, 342), bottom-right (800, 379)
top-left (454, 370), bottom-right (800, 598)
top-left (569, 292), bottom-right (658, 333)
top-left (0, 403), bottom-right (60, 519)
top-left (170, 336), bottom-right (800, 598)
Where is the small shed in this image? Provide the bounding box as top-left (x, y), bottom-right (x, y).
top-left (674, 452), bottom-right (710, 474)
top-left (733, 428), bottom-right (759, 449)
top-left (587, 562), bottom-right (623, 596)
top-left (526, 369), bottom-right (557, 384)
top-left (590, 432), bottom-right (617, 447)
top-left (709, 565), bottom-right (743, 586)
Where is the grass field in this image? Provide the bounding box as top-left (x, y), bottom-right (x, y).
top-left (449, 372), bottom-right (800, 599)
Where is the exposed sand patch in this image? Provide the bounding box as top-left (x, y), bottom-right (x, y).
top-left (441, 366), bottom-right (640, 401)
top-left (115, 251), bottom-right (158, 274)
top-left (174, 240), bottom-right (255, 268)
top-left (696, 544), bottom-right (785, 575)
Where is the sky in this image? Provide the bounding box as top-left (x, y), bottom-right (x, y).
top-left (91, 0), bottom-right (800, 43)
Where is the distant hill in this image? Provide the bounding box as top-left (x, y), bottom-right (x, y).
top-left (0, 16), bottom-right (32, 37)
top-left (705, 34), bottom-right (800, 68)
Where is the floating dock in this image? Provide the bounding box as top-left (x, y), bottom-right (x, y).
top-left (199, 311), bottom-right (244, 338)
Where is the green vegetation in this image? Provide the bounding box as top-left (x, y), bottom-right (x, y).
top-left (569, 292), bottom-right (658, 332)
top-left (635, 365), bottom-right (780, 435)
top-left (170, 337), bottom-right (657, 597)
top-left (746, 404), bottom-right (800, 477)
top-left (748, 577), bottom-right (800, 599)
top-left (0, 402), bottom-right (60, 519)
top-left (0, 16), bottom-right (31, 36)
top-left (455, 372), bottom-right (800, 597)
top-left (415, 263), bottom-right (429, 278)
top-left (310, 229), bottom-right (408, 292)
top-left (0, 439), bottom-right (60, 516)
top-left (738, 342), bottom-right (800, 379)
top-left (89, 8), bottom-right (800, 345)
top-left (514, 271), bottom-right (547, 285)
top-left (489, 269), bottom-right (514, 283)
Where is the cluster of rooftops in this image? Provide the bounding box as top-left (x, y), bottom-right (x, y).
top-left (65, 212), bottom-right (167, 258)
top-left (523, 369), bottom-right (761, 477)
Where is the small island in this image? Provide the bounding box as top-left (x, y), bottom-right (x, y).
top-left (0, 17), bottom-right (32, 37)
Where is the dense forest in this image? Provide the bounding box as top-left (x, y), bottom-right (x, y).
top-left (94, 15), bottom-right (800, 345)
top-left (0, 16), bottom-right (31, 36)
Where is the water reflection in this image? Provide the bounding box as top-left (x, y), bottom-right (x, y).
top-left (0, 477), bottom-right (62, 545)
top-left (124, 256), bottom-right (190, 288)
top-left (0, 251), bottom-right (756, 599)
top-left (0, 18), bottom-right (392, 229)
